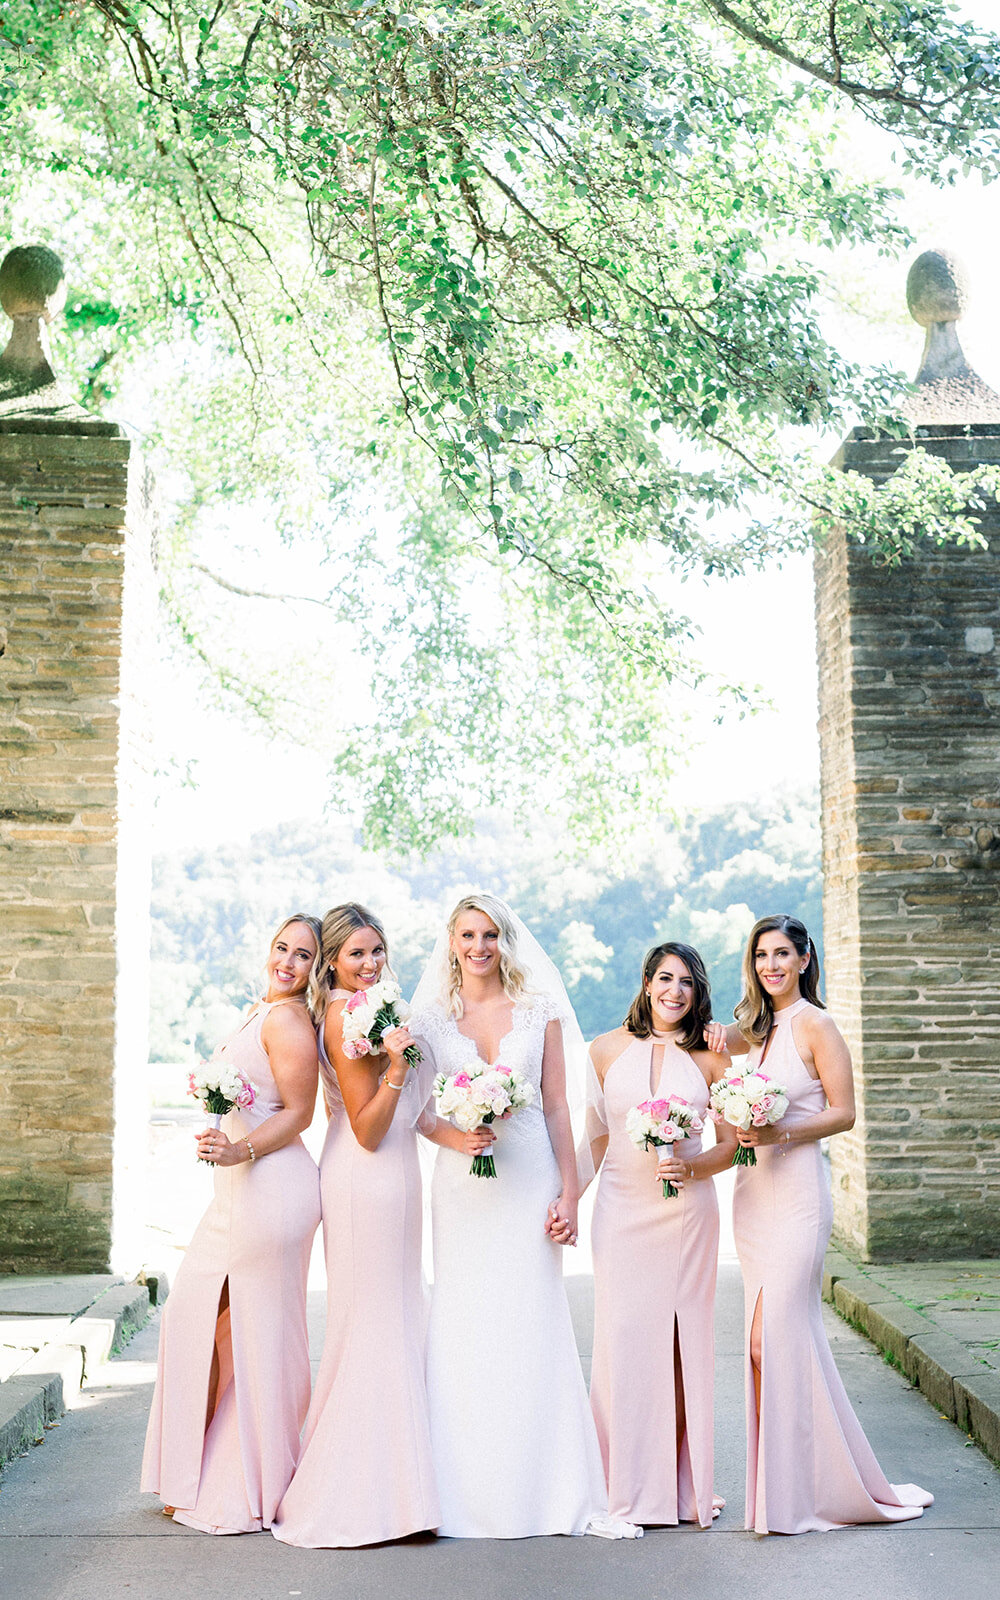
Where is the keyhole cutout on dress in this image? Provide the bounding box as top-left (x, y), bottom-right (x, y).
top-left (649, 1039), bottom-right (666, 1099)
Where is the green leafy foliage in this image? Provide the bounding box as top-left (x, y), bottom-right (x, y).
top-left (2, 3), bottom-right (999, 848)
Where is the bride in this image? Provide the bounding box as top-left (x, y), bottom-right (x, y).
top-left (413, 893), bottom-right (630, 1540)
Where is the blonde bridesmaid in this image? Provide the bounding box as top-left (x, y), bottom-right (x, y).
top-left (582, 941), bottom-right (737, 1528)
top-left (272, 904), bottom-right (439, 1548)
top-left (142, 914), bottom-right (323, 1534)
top-left (708, 914), bottom-right (932, 1535)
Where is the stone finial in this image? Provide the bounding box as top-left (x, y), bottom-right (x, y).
top-left (0, 244), bottom-right (66, 388)
top-left (903, 248), bottom-right (1000, 423)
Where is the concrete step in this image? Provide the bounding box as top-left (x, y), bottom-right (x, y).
top-left (0, 1272), bottom-right (168, 1472)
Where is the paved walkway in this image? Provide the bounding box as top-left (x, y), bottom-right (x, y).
top-left (824, 1250), bottom-right (1000, 1463)
top-left (1, 1264), bottom-right (998, 1600)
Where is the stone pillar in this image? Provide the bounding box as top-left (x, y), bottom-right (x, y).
top-left (816, 250), bottom-right (1000, 1262)
top-left (0, 246), bottom-right (154, 1272)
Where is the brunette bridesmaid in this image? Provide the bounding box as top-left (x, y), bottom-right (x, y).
top-left (582, 942), bottom-right (738, 1528)
top-left (272, 904), bottom-right (439, 1548)
top-left (142, 914), bottom-right (323, 1534)
top-left (708, 914), bottom-right (932, 1535)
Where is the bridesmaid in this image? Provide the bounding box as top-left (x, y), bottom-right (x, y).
top-left (142, 914), bottom-right (323, 1534)
top-left (272, 903), bottom-right (439, 1548)
top-left (582, 941), bottom-right (738, 1529)
top-left (708, 914), bottom-right (932, 1535)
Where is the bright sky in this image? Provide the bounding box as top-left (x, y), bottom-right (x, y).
top-left (147, 7), bottom-right (1000, 853)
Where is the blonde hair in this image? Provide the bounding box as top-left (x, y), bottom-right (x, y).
top-left (734, 914), bottom-right (825, 1045)
top-left (310, 902), bottom-right (388, 1022)
top-left (445, 893), bottom-right (528, 1018)
top-left (268, 914), bottom-right (324, 1019)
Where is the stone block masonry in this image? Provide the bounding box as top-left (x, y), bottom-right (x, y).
top-left (0, 420), bottom-right (155, 1271)
top-left (816, 424), bottom-right (1000, 1261)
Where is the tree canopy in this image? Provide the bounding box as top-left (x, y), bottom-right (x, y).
top-left (2, 3), bottom-right (1000, 848)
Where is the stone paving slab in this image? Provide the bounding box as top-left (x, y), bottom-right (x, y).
top-left (0, 1275), bottom-right (122, 1317)
top-left (0, 1277), bottom-right (151, 1471)
top-left (824, 1246), bottom-right (1000, 1465)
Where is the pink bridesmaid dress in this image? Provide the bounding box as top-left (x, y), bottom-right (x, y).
top-left (590, 1035), bottom-right (718, 1527)
top-left (271, 1009), bottom-right (439, 1547)
top-left (141, 1002), bottom-right (321, 1533)
top-left (733, 996), bottom-right (932, 1534)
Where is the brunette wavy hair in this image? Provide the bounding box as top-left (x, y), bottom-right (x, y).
top-left (624, 941), bottom-right (713, 1052)
top-left (733, 914), bottom-right (824, 1045)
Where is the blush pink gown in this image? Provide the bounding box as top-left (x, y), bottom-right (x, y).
top-left (733, 997), bottom-right (932, 1534)
top-left (141, 1002), bottom-right (321, 1533)
top-left (271, 1009), bottom-right (440, 1547)
top-left (590, 1035), bottom-right (718, 1527)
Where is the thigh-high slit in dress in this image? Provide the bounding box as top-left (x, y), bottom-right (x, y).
top-left (141, 1003), bottom-right (321, 1534)
top-left (590, 1035), bottom-right (718, 1527)
top-left (733, 997), bottom-right (932, 1534)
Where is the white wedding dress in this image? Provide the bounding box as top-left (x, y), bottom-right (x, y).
top-left (414, 996), bottom-right (609, 1539)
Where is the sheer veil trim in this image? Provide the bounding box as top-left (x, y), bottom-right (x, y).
top-left (408, 907), bottom-right (588, 1137)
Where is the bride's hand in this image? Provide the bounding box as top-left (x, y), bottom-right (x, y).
top-left (546, 1195), bottom-right (578, 1247)
top-left (703, 1021), bottom-right (728, 1053)
top-left (460, 1124), bottom-right (496, 1157)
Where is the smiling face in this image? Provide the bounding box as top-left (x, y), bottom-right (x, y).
top-left (754, 928), bottom-right (809, 1007)
top-left (646, 954), bottom-right (694, 1032)
top-left (332, 925), bottom-right (387, 993)
top-left (450, 909), bottom-right (501, 984)
top-left (266, 920), bottom-right (318, 1002)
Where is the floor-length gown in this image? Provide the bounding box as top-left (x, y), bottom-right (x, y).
top-left (141, 1002), bottom-right (321, 1534)
top-left (272, 1010), bottom-right (439, 1547)
top-left (590, 1035), bottom-right (718, 1527)
top-left (416, 997), bottom-right (608, 1539)
top-left (733, 996), bottom-right (933, 1534)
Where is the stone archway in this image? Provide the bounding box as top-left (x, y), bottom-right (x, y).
top-left (2, 243), bottom-right (997, 1271)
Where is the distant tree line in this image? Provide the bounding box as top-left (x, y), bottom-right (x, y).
top-left (150, 790), bottom-right (822, 1059)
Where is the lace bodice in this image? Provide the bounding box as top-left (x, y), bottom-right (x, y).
top-left (412, 997), bottom-right (560, 1141)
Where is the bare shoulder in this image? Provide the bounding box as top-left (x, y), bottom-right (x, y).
top-left (263, 1000), bottom-right (314, 1038)
top-left (589, 1026), bottom-right (632, 1079)
top-left (797, 1004), bottom-right (842, 1041)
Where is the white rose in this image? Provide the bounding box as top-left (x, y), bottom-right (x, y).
top-left (723, 1097), bottom-right (752, 1131)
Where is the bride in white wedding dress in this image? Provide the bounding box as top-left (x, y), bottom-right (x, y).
top-left (412, 893), bottom-right (634, 1541)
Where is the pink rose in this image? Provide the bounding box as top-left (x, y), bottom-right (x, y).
top-left (659, 1123), bottom-right (681, 1142)
top-left (345, 990), bottom-right (369, 1012)
top-left (235, 1081), bottom-right (256, 1109)
top-left (649, 1098), bottom-right (670, 1118)
top-left (453, 1072), bottom-right (472, 1088)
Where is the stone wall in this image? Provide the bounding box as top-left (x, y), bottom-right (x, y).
top-left (0, 421), bottom-right (154, 1272)
top-left (816, 426), bottom-right (1000, 1261)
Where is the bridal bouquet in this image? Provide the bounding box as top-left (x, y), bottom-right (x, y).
top-left (341, 977), bottom-right (422, 1068)
top-left (187, 1061), bottom-right (256, 1162)
top-left (709, 1068), bottom-right (789, 1167)
top-left (434, 1063), bottom-right (536, 1178)
top-left (625, 1096), bottom-right (703, 1198)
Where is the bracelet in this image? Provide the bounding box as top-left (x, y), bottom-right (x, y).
top-left (778, 1130), bottom-right (790, 1156)
top-left (244, 1136), bottom-right (256, 1164)
top-left (383, 1074), bottom-right (405, 1092)
top-left (687, 1162), bottom-right (695, 1180)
